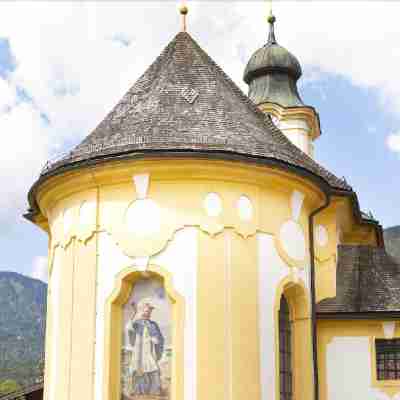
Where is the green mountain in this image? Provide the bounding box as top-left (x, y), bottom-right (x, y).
top-left (384, 226), bottom-right (400, 262)
top-left (0, 271), bottom-right (46, 387)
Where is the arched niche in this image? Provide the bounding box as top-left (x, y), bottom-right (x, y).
top-left (274, 277), bottom-right (313, 400)
top-left (103, 266), bottom-right (184, 400)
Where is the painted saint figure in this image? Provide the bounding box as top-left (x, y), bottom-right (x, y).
top-left (128, 297), bottom-right (164, 397)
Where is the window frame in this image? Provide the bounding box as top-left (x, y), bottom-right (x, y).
top-left (375, 338), bottom-right (400, 381)
top-left (279, 295), bottom-right (293, 400)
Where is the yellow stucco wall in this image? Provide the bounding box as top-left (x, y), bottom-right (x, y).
top-left (31, 158), bottom-right (382, 400)
top-left (314, 198), bottom-right (379, 303)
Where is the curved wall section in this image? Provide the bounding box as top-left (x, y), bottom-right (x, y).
top-left (39, 159), bottom-right (324, 400)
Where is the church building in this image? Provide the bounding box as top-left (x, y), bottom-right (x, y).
top-left (20, 5), bottom-right (400, 400)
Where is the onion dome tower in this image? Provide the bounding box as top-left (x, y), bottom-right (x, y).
top-left (24, 6), bottom-right (384, 400)
top-left (244, 12), bottom-right (321, 157)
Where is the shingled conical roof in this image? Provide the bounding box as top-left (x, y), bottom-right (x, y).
top-left (39, 31), bottom-right (349, 191)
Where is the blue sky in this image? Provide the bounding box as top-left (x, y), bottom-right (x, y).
top-left (0, 38), bottom-right (47, 278)
top-left (0, 38), bottom-right (15, 78)
top-left (0, 2), bottom-right (399, 281)
top-left (304, 76), bottom-right (400, 226)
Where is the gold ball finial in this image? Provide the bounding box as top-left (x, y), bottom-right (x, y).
top-left (267, 9), bottom-right (276, 24)
top-left (179, 3), bottom-right (189, 32)
top-left (179, 4), bottom-right (188, 15)
top-left (267, 14), bottom-right (276, 24)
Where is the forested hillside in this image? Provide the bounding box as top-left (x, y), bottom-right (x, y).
top-left (0, 272), bottom-right (46, 388)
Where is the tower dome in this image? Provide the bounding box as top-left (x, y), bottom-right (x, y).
top-left (243, 12), bottom-right (321, 157)
top-left (243, 39), bottom-right (302, 82)
top-left (243, 13), bottom-right (304, 107)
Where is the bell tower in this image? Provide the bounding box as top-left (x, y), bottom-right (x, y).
top-left (244, 12), bottom-right (321, 157)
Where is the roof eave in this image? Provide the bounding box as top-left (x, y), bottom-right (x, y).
top-left (317, 311), bottom-right (400, 320)
top-left (24, 148), bottom-right (340, 224)
top-left (25, 153), bottom-right (383, 251)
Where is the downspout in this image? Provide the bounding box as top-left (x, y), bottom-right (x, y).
top-left (309, 189), bottom-right (331, 400)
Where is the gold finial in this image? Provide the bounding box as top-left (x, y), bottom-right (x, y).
top-left (179, 3), bottom-right (189, 32)
top-left (267, 12), bottom-right (276, 25)
top-left (266, 0), bottom-right (275, 24)
top-left (266, 0), bottom-right (276, 44)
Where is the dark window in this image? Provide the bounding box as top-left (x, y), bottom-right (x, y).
top-left (279, 295), bottom-right (292, 400)
top-left (376, 339), bottom-right (400, 380)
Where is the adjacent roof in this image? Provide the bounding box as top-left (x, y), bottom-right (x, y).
top-left (0, 383), bottom-right (43, 400)
top-left (317, 245), bottom-right (400, 314)
top-left (37, 31), bottom-right (349, 193)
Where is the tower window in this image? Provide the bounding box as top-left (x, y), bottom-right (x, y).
top-left (376, 339), bottom-right (400, 380)
top-left (279, 295), bottom-right (292, 400)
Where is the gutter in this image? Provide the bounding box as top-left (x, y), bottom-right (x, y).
top-left (317, 311), bottom-right (400, 320)
top-left (309, 189), bottom-right (331, 400)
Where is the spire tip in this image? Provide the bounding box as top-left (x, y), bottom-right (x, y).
top-left (267, 9), bottom-right (276, 25)
top-left (267, 9), bottom-right (277, 44)
top-left (179, 4), bottom-right (188, 15)
top-left (179, 3), bottom-right (189, 32)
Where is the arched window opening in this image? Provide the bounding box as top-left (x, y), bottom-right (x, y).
top-left (279, 295), bottom-right (292, 400)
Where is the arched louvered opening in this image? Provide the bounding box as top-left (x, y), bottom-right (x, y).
top-left (279, 295), bottom-right (292, 400)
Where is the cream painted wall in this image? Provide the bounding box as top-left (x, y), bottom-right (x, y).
top-left (94, 227), bottom-right (198, 400)
top-left (276, 119), bottom-right (312, 156)
top-left (151, 228), bottom-right (198, 400)
top-left (94, 233), bottom-right (132, 400)
top-left (326, 337), bottom-right (400, 400)
top-left (257, 233), bottom-right (310, 400)
top-left (258, 233), bottom-right (290, 400)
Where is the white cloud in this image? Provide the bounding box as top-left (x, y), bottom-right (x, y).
top-left (0, 102), bottom-right (51, 221)
top-left (0, 1), bottom-right (400, 221)
top-left (31, 256), bottom-right (48, 282)
top-left (0, 77), bottom-right (17, 111)
top-left (387, 132), bottom-right (400, 154)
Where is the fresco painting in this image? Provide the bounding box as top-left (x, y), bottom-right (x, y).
top-left (121, 278), bottom-right (172, 400)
